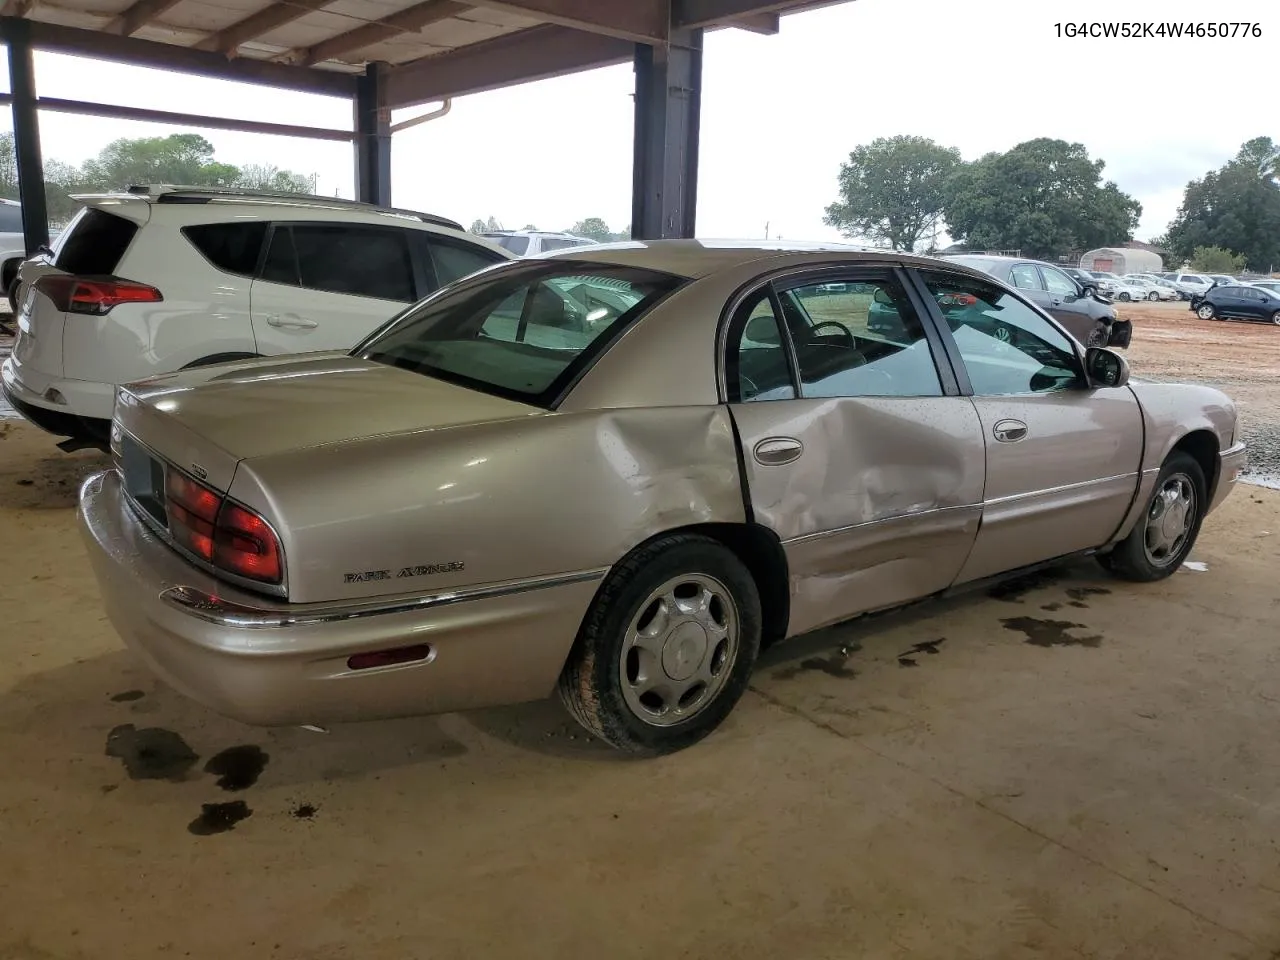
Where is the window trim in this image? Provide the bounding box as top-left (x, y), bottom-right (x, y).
top-left (255, 220), bottom-right (422, 303)
top-left (1009, 262), bottom-right (1047, 292)
top-left (906, 266), bottom-right (1088, 398)
top-left (420, 233), bottom-right (509, 292)
top-left (723, 283), bottom-right (799, 404)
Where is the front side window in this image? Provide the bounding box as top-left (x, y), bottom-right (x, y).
top-left (354, 263), bottom-right (681, 406)
top-left (780, 276), bottom-right (942, 398)
top-left (919, 270), bottom-right (1081, 396)
top-left (428, 238), bottom-right (505, 287)
top-left (1041, 266), bottom-right (1078, 296)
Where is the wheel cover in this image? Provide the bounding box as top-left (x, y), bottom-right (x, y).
top-left (1272, 311), bottom-right (1280, 325)
top-left (619, 574), bottom-right (740, 727)
top-left (1144, 473), bottom-right (1196, 567)
top-left (1197, 305), bottom-right (1214, 320)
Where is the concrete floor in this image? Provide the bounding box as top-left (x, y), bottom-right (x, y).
top-left (3, 420), bottom-right (1280, 960)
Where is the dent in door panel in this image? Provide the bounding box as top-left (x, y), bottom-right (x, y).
top-left (784, 505), bottom-right (982, 636)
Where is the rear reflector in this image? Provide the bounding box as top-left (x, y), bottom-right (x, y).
top-left (35, 274), bottom-right (162, 315)
top-left (347, 645), bottom-right (434, 671)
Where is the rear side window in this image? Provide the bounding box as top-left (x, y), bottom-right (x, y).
top-left (486, 234), bottom-right (529, 255)
top-left (0, 203), bottom-right (23, 233)
top-left (55, 209), bottom-right (138, 275)
top-left (429, 239), bottom-right (504, 287)
top-left (182, 222), bottom-right (267, 277)
top-left (289, 224), bottom-right (415, 302)
top-left (540, 237), bottom-right (585, 252)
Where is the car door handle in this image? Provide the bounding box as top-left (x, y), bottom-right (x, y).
top-left (266, 313), bottom-right (318, 329)
top-left (753, 437), bottom-right (804, 465)
top-left (1050, 297), bottom-right (1062, 306)
top-left (992, 419), bottom-right (1028, 443)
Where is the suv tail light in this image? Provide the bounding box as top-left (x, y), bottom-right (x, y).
top-left (163, 469), bottom-right (283, 585)
top-left (35, 275), bottom-right (162, 315)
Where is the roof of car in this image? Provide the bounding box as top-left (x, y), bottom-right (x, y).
top-left (535, 238), bottom-right (956, 279)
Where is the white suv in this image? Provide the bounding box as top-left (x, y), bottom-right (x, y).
top-left (2, 186), bottom-right (511, 449)
top-left (481, 230), bottom-right (599, 257)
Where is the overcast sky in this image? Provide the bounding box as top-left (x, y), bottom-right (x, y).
top-left (6, 0), bottom-right (1273, 243)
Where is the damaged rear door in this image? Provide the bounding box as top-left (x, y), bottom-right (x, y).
top-left (724, 268), bottom-right (986, 637)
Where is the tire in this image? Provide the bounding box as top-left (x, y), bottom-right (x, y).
top-left (1271, 311), bottom-right (1280, 326)
top-left (1196, 303), bottom-right (1217, 321)
top-left (1118, 292), bottom-right (1131, 302)
top-left (1148, 291), bottom-right (1160, 301)
top-left (1101, 452), bottom-right (1206, 583)
top-left (558, 534), bottom-right (762, 755)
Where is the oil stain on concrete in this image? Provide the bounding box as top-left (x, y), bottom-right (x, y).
top-left (188, 801), bottom-right (252, 836)
top-left (1001, 617), bottom-right (1103, 649)
top-left (774, 643), bottom-right (861, 680)
top-left (105, 724), bottom-right (199, 782)
top-left (987, 570), bottom-right (1059, 602)
top-left (897, 638), bottom-right (945, 667)
top-left (109, 690), bottom-right (145, 703)
top-left (204, 746), bottom-right (269, 792)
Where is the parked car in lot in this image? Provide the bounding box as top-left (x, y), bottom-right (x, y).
top-left (1124, 275), bottom-right (1182, 300)
top-left (1191, 282), bottom-right (1280, 324)
top-left (1247, 279), bottom-right (1280, 295)
top-left (79, 240), bottom-right (1243, 755)
top-left (1172, 272), bottom-right (1214, 297)
top-left (1059, 266), bottom-right (1101, 290)
top-left (2, 185), bottom-right (511, 451)
top-left (943, 255), bottom-right (1129, 347)
top-left (1086, 271), bottom-right (1125, 297)
top-left (1110, 277), bottom-right (1169, 301)
top-left (481, 230), bottom-right (599, 256)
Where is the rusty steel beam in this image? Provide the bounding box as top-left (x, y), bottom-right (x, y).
top-left (194, 0), bottom-right (335, 54)
top-left (385, 23), bottom-right (632, 107)
top-left (105, 0), bottom-right (185, 36)
top-left (469, 0), bottom-right (666, 43)
top-left (289, 0), bottom-right (469, 67)
top-left (0, 16), bottom-right (358, 96)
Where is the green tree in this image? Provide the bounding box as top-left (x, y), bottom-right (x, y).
top-left (79, 133), bottom-right (240, 190)
top-left (1189, 245), bottom-right (1247, 274)
top-left (943, 138), bottom-right (1141, 260)
top-left (570, 217), bottom-right (614, 242)
top-left (1162, 138), bottom-right (1280, 272)
top-left (236, 163), bottom-right (313, 194)
top-left (823, 135), bottom-right (961, 251)
top-left (469, 219), bottom-right (487, 233)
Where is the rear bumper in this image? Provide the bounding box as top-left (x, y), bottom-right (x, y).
top-left (2, 355), bottom-right (114, 436)
top-left (78, 470), bottom-right (604, 726)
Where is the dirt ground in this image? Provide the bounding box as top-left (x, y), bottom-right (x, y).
top-left (4, 419), bottom-right (1280, 954)
top-left (1118, 301), bottom-right (1280, 485)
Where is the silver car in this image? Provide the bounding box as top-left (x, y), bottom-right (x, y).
top-left (80, 241), bottom-right (1247, 755)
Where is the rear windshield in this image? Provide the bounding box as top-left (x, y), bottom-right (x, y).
top-left (55, 208), bottom-right (139, 275)
top-left (486, 234), bottom-right (529, 255)
top-left (0, 202), bottom-right (23, 233)
top-left (354, 262), bottom-right (682, 407)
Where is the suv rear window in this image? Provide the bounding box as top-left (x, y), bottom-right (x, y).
top-left (486, 234), bottom-right (529, 255)
top-left (55, 209), bottom-right (139, 275)
top-left (182, 222), bottom-right (267, 276)
top-left (354, 262), bottom-right (682, 407)
top-left (0, 203), bottom-right (23, 233)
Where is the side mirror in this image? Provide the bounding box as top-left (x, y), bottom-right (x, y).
top-left (1085, 346), bottom-right (1130, 389)
top-left (872, 288), bottom-right (894, 306)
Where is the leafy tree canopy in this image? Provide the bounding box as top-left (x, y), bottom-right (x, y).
top-left (1189, 245), bottom-right (1247, 274)
top-left (823, 135), bottom-right (961, 252)
top-left (943, 138), bottom-right (1141, 261)
top-left (1162, 137), bottom-right (1280, 272)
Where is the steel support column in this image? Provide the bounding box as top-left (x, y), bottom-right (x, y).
top-left (630, 28), bottom-right (702, 240)
top-left (6, 18), bottom-right (49, 253)
top-left (354, 62), bottom-right (391, 206)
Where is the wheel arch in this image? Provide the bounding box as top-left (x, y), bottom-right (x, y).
top-left (1170, 428), bottom-right (1220, 502)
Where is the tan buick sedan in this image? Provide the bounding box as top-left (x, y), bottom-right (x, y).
top-left (80, 241), bottom-right (1247, 755)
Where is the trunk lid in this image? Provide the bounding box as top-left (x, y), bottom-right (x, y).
top-left (115, 353), bottom-right (543, 491)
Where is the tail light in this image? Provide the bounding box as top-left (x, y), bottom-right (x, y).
top-left (163, 469), bottom-right (283, 585)
top-left (35, 275), bottom-right (162, 315)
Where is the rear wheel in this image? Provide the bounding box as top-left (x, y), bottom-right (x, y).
top-left (1271, 310), bottom-right (1280, 326)
top-left (1118, 291), bottom-right (1131, 301)
top-left (1101, 452), bottom-right (1206, 582)
top-left (558, 534), bottom-right (761, 755)
top-left (1196, 303), bottom-right (1217, 321)
top-left (1148, 291), bottom-right (1160, 301)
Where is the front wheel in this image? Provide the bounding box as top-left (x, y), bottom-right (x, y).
top-left (1101, 452), bottom-right (1206, 582)
top-left (1118, 291), bottom-right (1131, 301)
top-left (1271, 311), bottom-right (1280, 326)
top-left (558, 534), bottom-right (762, 755)
top-left (1148, 291), bottom-right (1160, 301)
top-left (1196, 303), bottom-right (1217, 321)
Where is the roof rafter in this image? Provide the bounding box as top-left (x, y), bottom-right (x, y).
top-left (105, 0), bottom-right (184, 36)
top-left (284, 0), bottom-right (469, 67)
top-left (468, 0), bottom-right (667, 43)
top-left (194, 0), bottom-right (337, 54)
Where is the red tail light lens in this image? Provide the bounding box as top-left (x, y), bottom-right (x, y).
top-left (214, 502), bottom-right (283, 585)
top-left (162, 469), bottom-right (283, 585)
top-left (165, 471), bottom-right (219, 561)
top-left (36, 275), bottom-right (163, 315)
